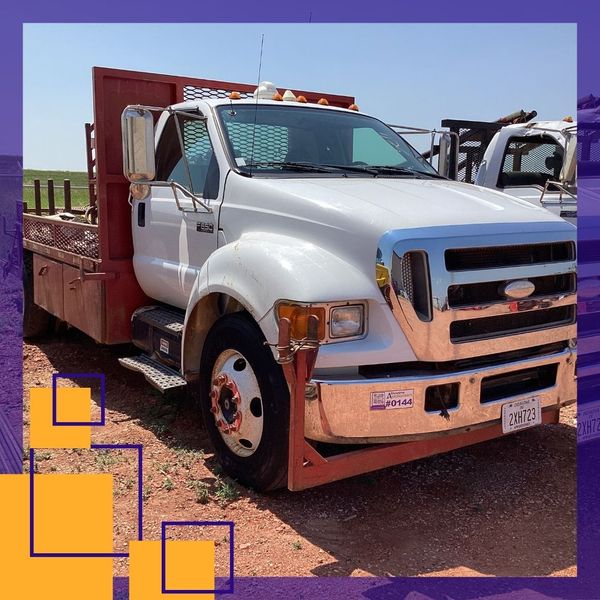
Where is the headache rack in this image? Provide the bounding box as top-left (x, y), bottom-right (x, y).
top-left (23, 67), bottom-right (354, 344)
top-left (424, 110), bottom-right (537, 183)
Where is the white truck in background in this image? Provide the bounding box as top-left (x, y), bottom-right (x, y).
top-left (475, 120), bottom-right (577, 224)
top-left (430, 113), bottom-right (577, 225)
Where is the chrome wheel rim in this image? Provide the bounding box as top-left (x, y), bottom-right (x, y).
top-left (210, 349), bottom-right (264, 457)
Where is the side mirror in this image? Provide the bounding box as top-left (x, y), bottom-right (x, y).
top-left (121, 106), bottom-right (156, 182)
top-left (437, 132), bottom-right (452, 177)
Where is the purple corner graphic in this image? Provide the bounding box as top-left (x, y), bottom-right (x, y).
top-left (0, 154), bottom-right (23, 474)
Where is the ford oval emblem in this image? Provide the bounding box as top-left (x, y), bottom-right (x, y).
top-left (501, 279), bottom-right (536, 300)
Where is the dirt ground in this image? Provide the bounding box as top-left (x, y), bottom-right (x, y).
top-left (23, 329), bottom-right (576, 579)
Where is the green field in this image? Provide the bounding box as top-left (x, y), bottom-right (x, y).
top-left (23, 169), bottom-right (89, 211)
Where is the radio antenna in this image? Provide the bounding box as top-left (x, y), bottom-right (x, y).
top-left (249, 33), bottom-right (265, 174)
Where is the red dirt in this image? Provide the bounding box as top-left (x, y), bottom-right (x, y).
top-left (23, 329), bottom-right (576, 578)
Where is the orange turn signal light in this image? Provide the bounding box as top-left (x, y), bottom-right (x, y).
top-left (272, 93), bottom-right (283, 101)
top-left (297, 95), bottom-right (308, 103)
top-left (276, 303), bottom-right (326, 341)
top-left (348, 103), bottom-right (359, 111)
top-left (317, 98), bottom-right (329, 106)
top-left (229, 91), bottom-right (242, 99)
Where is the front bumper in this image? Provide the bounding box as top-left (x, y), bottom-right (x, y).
top-left (304, 348), bottom-right (576, 443)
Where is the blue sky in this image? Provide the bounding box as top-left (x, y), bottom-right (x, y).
top-left (23, 23), bottom-right (576, 171)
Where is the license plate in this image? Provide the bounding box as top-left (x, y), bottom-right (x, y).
top-left (501, 396), bottom-right (541, 434)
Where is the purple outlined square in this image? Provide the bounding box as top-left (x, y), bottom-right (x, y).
top-left (29, 444), bottom-right (143, 558)
top-left (52, 373), bottom-right (106, 426)
top-left (161, 521), bottom-right (234, 595)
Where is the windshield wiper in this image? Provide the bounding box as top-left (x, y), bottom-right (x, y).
top-left (243, 161), bottom-right (341, 173)
top-left (320, 164), bottom-right (379, 175)
top-left (321, 164), bottom-right (446, 179)
top-left (368, 165), bottom-right (447, 179)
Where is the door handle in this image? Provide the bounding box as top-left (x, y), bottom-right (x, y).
top-left (138, 202), bottom-right (146, 227)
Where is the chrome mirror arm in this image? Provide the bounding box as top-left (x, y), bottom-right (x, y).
top-left (149, 180), bottom-right (213, 213)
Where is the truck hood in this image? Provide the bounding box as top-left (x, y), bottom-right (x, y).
top-left (249, 176), bottom-right (566, 231)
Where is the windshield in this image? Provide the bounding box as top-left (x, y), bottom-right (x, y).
top-left (216, 104), bottom-right (439, 177)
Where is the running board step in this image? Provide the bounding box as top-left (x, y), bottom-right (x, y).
top-left (118, 355), bottom-right (187, 394)
top-left (131, 306), bottom-right (185, 370)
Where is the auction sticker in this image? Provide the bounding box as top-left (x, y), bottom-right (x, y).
top-left (370, 389), bottom-right (414, 410)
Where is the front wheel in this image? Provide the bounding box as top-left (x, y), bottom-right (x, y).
top-left (199, 313), bottom-right (290, 491)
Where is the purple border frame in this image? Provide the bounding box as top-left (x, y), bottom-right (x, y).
top-left (29, 444), bottom-right (143, 558)
top-left (52, 373), bottom-right (106, 426)
top-left (161, 521), bottom-right (235, 595)
top-left (0, 4), bottom-right (598, 599)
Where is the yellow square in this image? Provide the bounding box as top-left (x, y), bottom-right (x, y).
top-left (34, 473), bottom-right (114, 554)
top-left (30, 387), bottom-right (91, 449)
top-left (0, 474), bottom-right (112, 599)
top-left (165, 540), bottom-right (216, 590)
top-left (130, 540), bottom-right (215, 599)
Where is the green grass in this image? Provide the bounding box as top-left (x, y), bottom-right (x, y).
top-left (23, 169), bottom-right (90, 210)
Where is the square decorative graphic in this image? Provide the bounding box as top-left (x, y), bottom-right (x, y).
top-left (130, 540), bottom-right (215, 600)
top-left (0, 474), bottom-right (113, 600)
top-left (162, 522), bottom-right (234, 594)
top-left (32, 472), bottom-right (114, 555)
top-left (52, 373), bottom-right (106, 426)
top-left (29, 444), bottom-right (143, 558)
top-left (30, 387), bottom-right (91, 449)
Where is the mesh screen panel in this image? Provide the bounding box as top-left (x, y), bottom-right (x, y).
top-left (224, 122), bottom-right (289, 164)
top-left (457, 128), bottom-right (488, 183)
top-left (23, 216), bottom-right (99, 259)
top-left (183, 86), bottom-right (253, 101)
top-left (182, 119), bottom-right (213, 160)
top-left (502, 139), bottom-right (560, 175)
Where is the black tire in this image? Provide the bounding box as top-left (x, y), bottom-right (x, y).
top-left (199, 312), bottom-right (289, 491)
top-left (23, 251), bottom-right (51, 339)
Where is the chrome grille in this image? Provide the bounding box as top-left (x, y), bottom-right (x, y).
top-left (447, 273), bottom-right (576, 308)
top-left (450, 305), bottom-right (576, 343)
top-left (380, 226), bottom-right (577, 361)
top-left (445, 241), bottom-right (575, 271)
top-left (392, 252), bottom-right (414, 302)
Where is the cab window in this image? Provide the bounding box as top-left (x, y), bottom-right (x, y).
top-left (155, 114), bottom-right (220, 199)
top-left (498, 135), bottom-right (563, 188)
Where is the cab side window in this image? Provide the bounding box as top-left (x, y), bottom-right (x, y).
top-left (155, 114), bottom-right (220, 199)
top-left (498, 135), bottom-right (563, 188)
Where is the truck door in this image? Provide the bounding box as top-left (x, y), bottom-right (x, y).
top-left (132, 111), bottom-right (221, 308)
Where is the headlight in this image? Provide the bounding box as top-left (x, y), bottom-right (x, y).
top-left (330, 305), bottom-right (365, 338)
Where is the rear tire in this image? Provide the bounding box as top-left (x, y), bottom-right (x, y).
top-left (199, 312), bottom-right (289, 491)
top-left (23, 251), bottom-right (51, 339)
